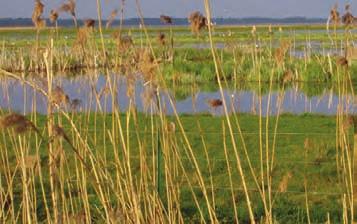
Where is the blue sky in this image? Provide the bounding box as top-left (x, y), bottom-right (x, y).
top-left (0, 0), bottom-right (354, 19)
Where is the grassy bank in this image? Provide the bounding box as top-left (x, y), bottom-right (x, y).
top-left (0, 25), bottom-right (356, 84)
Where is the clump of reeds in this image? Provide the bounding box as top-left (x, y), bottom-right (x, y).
top-left (59, 0), bottom-right (77, 27)
top-left (0, 113), bottom-right (40, 134)
top-left (32, 0), bottom-right (46, 29)
top-left (274, 40), bottom-right (290, 67)
top-left (281, 69), bottom-right (294, 84)
top-left (113, 33), bottom-right (133, 52)
top-left (73, 27), bottom-right (92, 57)
top-left (160, 15), bottom-right (173, 25)
top-left (138, 49), bottom-right (159, 81)
top-left (188, 11), bottom-right (207, 36)
top-left (106, 9), bottom-right (118, 28)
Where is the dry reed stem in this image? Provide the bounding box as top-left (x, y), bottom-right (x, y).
top-left (22, 155), bottom-right (40, 170)
top-left (203, 0), bottom-right (255, 222)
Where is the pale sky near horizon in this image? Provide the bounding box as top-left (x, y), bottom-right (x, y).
top-left (0, 0), bottom-right (355, 19)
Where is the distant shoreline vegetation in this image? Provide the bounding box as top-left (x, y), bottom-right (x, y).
top-left (0, 17), bottom-right (326, 27)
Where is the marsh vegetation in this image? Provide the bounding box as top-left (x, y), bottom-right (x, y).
top-left (0, 1), bottom-right (356, 223)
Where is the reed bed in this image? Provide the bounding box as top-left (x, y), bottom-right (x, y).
top-left (0, 0), bottom-right (356, 223)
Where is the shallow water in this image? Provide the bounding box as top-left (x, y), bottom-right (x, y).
top-left (0, 74), bottom-right (355, 115)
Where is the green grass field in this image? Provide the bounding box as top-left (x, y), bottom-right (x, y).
top-left (0, 112), bottom-right (348, 223)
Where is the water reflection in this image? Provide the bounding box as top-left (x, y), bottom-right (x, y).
top-left (0, 74), bottom-right (355, 115)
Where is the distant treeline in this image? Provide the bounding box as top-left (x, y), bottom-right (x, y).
top-left (0, 17), bottom-right (326, 27)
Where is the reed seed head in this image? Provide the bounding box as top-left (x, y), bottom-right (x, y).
top-left (0, 113), bottom-right (39, 134)
top-left (188, 11), bottom-right (207, 35)
top-left (330, 4), bottom-right (340, 25)
top-left (336, 56), bottom-right (349, 68)
top-left (51, 125), bottom-right (72, 146)
top-left (84, 19), bottom-right (95, 28)
top-left (106, 9), bottom-right (119, 28)
top-left (32, 0), bottom-right (46, 28)
top-left (51, 86), bottom-right (70, 106)
top-left (70, 99), bottom-right (82, 110)
top-left (138, 49), bottom-right (158, 80)
top-left (59, 0), bottom-right (77, 27)
top-left (50, 10), bottom-right (59, 24)
top-left (157, 32), bottom-right (166, 46)
top-left (59, 0), bottom-right (76, 17)
top-left (160, 15), bottom-right (173, 25)
top-left (342, 11), bottom-right (355, 26)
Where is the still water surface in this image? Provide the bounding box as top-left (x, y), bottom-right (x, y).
top-left (0, 74), bottom-right (355, 115)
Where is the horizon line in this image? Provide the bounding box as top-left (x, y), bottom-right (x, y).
top-left (0, 16), bottom-right (328, 20)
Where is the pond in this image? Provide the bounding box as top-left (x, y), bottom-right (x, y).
top-left (0, 73), bottom-right (355, 115)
